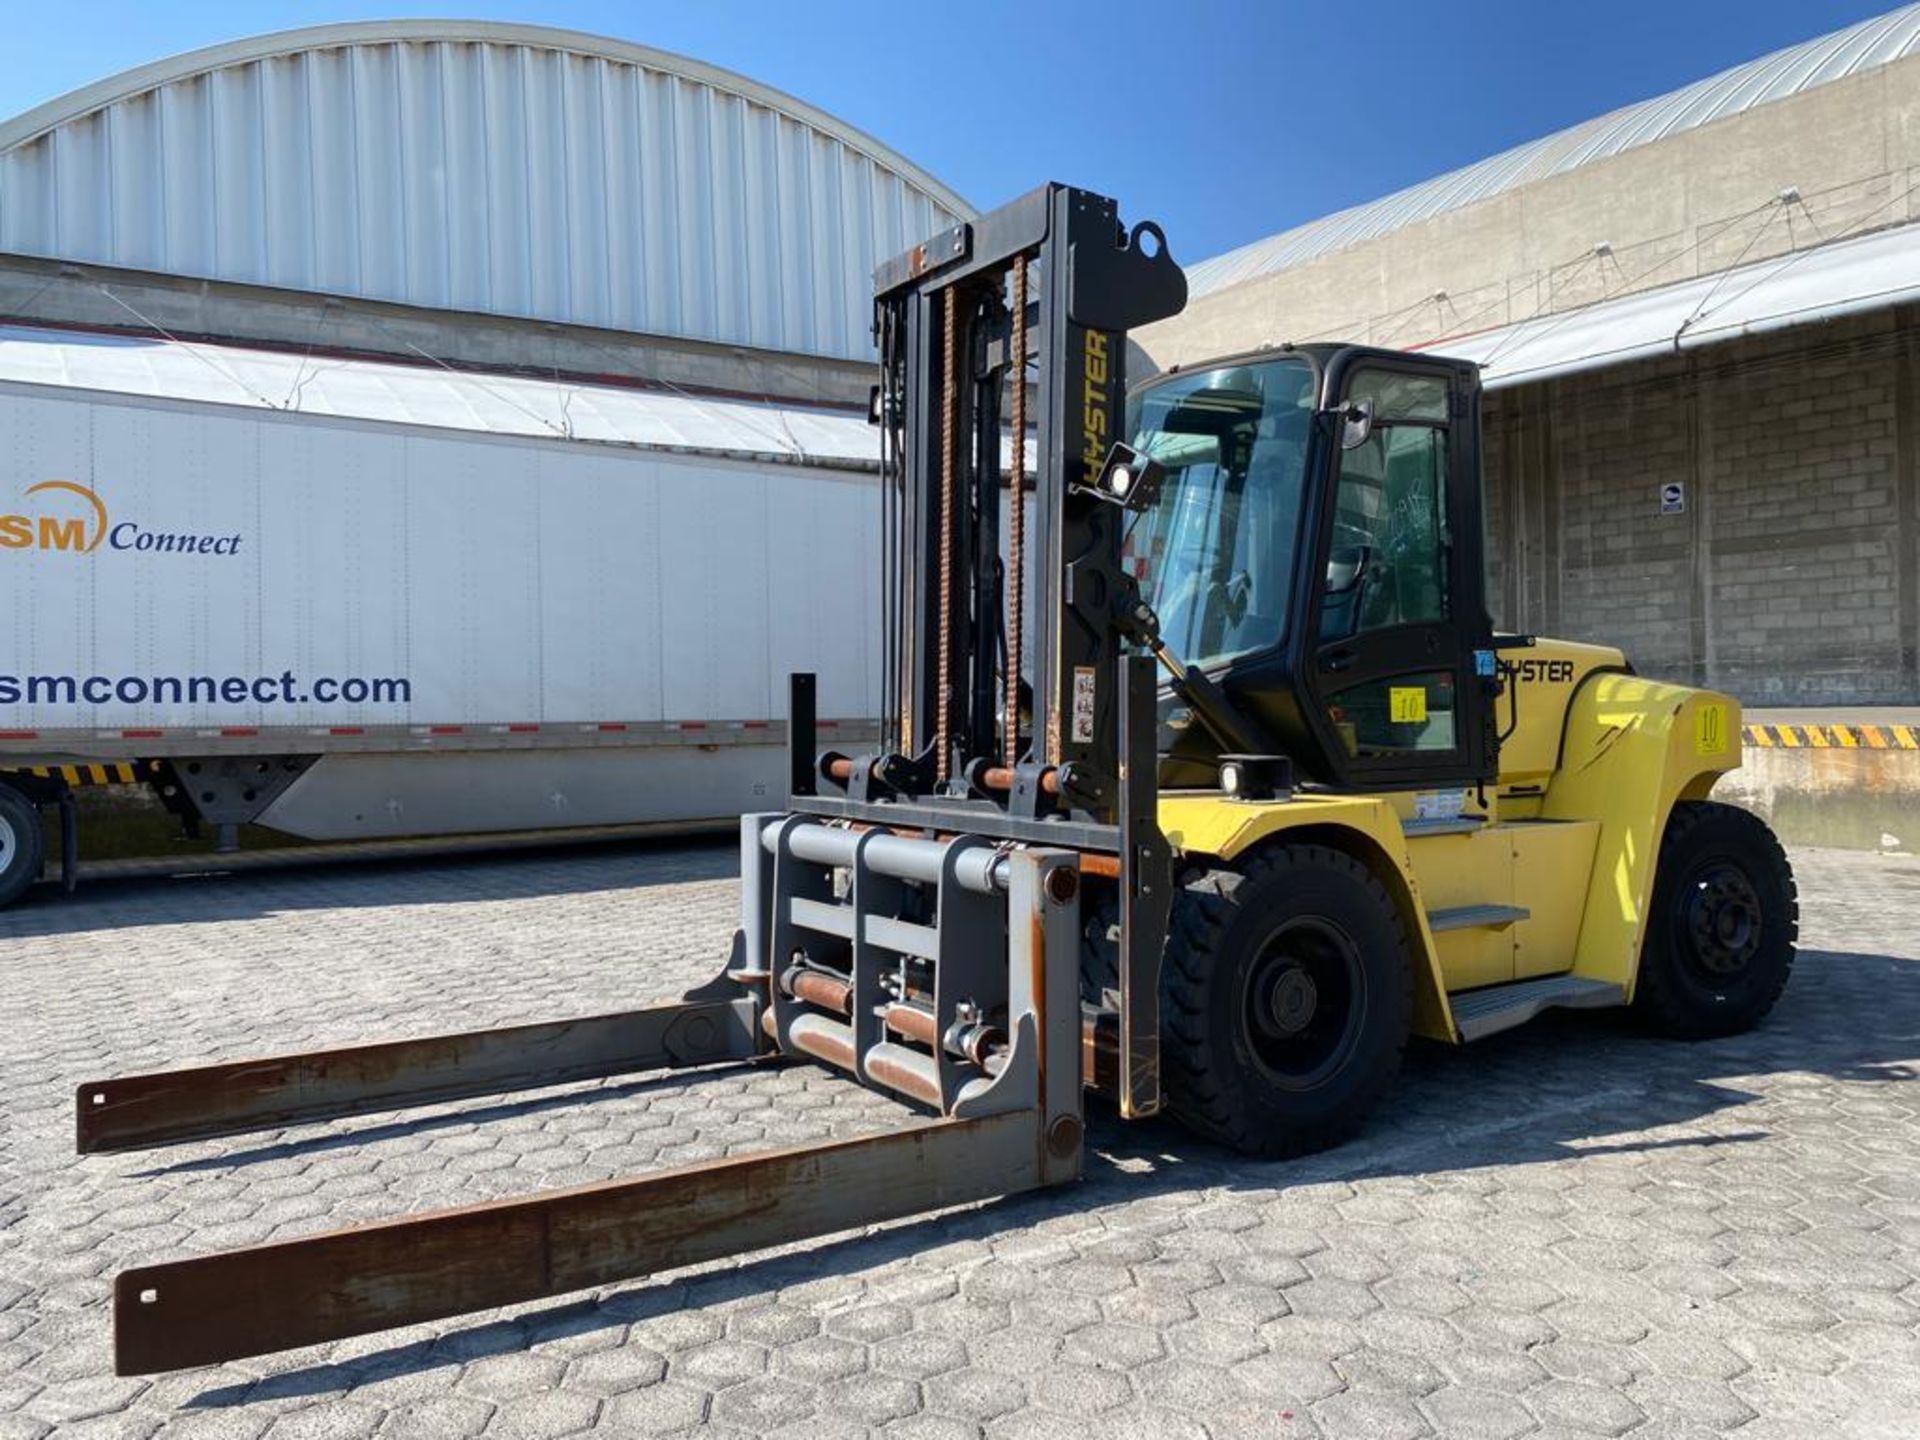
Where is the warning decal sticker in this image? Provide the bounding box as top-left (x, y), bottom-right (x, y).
top-left (1071, 666), bottom-right (1097, 744)
top-left (1389, 686), bottom-right (1428, 724)
top-left (1696, 702), bottom-right (1727, 755)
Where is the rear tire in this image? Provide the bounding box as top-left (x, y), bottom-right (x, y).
top-left (0, 783), bottom-right (46, 908)
top-left (1634, 801), bottom-right (1797, 1040)
top-left (1161, 844), bottom-right (1414, 1158)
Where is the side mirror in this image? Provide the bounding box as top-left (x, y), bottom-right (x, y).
top-left (1339, 399), bottom-right (1374, 450)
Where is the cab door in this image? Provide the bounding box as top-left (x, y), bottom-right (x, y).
top-left (1299, 356), bottom-right (1495, 791)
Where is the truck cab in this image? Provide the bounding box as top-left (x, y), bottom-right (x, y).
top-left (1129, 343), bottom-right (1501, 794)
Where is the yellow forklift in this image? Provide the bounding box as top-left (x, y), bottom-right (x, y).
top-left (76, 183), bottom-right (1796, 1374)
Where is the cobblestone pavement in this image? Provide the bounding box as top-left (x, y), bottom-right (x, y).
top-left (2, 840), bottom-right (1917, 1439)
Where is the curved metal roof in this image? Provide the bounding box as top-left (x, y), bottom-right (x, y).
top-left (0, 21), bottom-right (971, 360)
top-left (1187, 4), bottom-right (1920, 299)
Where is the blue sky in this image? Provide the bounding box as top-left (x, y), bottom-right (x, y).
top-left (0, 2), bottom-right (1894, 264)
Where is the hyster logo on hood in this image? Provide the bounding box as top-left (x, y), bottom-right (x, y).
top-left (1, 481), bottom-right (243, 556)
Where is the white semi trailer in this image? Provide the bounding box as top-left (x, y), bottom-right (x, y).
top-left (0, 323), bottom-right (881, 905)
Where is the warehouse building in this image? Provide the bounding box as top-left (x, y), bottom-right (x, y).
top-left (1141, 5), bottom-right (1920, 708)
top-left (0, 21), bottom-right (971, 868)
top-left (0, 19), bottom-right (966, 442)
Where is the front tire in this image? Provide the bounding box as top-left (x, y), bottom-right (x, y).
top-left (0, 783), bottom-right (46, 908)
top-left (1161, 844), bottom-right (1414, 1158)
top-left (1634, 801), bottom-right (1797, 1039)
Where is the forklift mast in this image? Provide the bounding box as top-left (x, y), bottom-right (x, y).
top-left (876, 184), bottom-right (1182, 808)
top-left (796, 184), bottom-right (1185, 827)
top-left (787, 182), bottom-right (1189, 1116)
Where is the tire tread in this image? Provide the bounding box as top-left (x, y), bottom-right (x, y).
top-left (1160, 844), bottom-right (1413, 1157)
top-left (0, 784), bottom-right (45, 909)
top-left (1634, 800), bottom-right (1798, 1039)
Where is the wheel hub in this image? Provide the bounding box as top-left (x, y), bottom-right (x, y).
top-left (1684, 864), bottom-right (1763, 976)
top-left (1265, 967), bottom-right (1318, 1035)
top-left (1241, 918), bottom-right (1365, 1089)
top-left (0, 812), bottom-right (14, 870)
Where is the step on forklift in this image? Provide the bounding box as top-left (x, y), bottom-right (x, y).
top-left (76, 183), bottom-right (1797, 1376)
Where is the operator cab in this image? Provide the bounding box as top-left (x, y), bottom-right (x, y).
top-left (1127, 344), bottom-right (1497, 793)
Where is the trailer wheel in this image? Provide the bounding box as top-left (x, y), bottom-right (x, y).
top-left (1635, 800), bottom-right (1797, 1040)
top-left (1161, 844), bottom-right (1414, 1158)
top-left (0, 783), bottom-right (46, 908)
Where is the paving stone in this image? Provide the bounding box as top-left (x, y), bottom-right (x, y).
top-left (772, 1335), bottom-right (869, 1383)
top-left (1336, 1343), bottom-right (1447, 1397)
top-left (1132, 1359), bottom-right (1247, 1412)
top-left (369, 1397), bottom-right (493, 1438)
top-left (669, 1339), bottom-right (767, 1388)
top-left (1232, 1352), bottom-right (1345, 1404)
top-left (885, 1416), bottom-right (979, 1440)
top-left (257, 1404), bottom-right (386, 1439)
top-left (1313, 1389), bottom-right (1433, 1440)
top-left (1418, 1386), bottom-right (1534, 1440)
top-left (21, 1379), bottom-right (148, 1426)
top-left (873, 1331), bottom-right (971, 1379)
top-left (1625, 1373), bottom-right (1759, 1430)
top-left (599, 1383), bottom-right (710, 1435)
top-left (1526, 1378), bottom-right (1647, 1436)
top-left (563, 1345), bottom-right (669, 1396)
top-left (824, 1373), bottom-right (925, 1426)
top-left (483, 1391), bottom-right (601, 1439)
top-left (450, 1353), bottom-right (564, 1401)
top-left (3, 843), bottom-right (1915, 1440)
top-left (711, 1375), bottom-right (816, 1429)
top-left (824, 1304), bottom-right (914, 1344)
top-left (1536, 1339), bottom-right (1640, 1388)
top-left (1064, 1321), bottom-right (1165, 1370)
top-left (1031, 1363), bottom-right (1132, 1414)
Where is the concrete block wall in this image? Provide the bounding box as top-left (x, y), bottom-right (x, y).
top-left (1485, 308), bottom-right (1920, 705)
top-left (1554, 367), bottom-right (1698, 680)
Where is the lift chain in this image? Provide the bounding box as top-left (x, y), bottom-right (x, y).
top-left (1005, 258), bottom-right (1028, 769)
top-left (937, 286), bottom-right (958, 784)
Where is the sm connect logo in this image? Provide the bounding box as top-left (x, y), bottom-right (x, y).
top-left (0, 481), bottom-right (243, 556)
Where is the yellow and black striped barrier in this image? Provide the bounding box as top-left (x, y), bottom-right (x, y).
top-left (1743, 723), bottom-right (1920, 750)
top-left (10, 762), bottom-right (143, 787)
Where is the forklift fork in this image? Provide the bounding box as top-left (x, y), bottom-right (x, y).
top-left (82, 818), bottom-right (1086, 1375)
top-left (75, 996), bottom-right (760, 1155)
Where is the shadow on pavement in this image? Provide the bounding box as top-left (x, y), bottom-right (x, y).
top-left (0, 833), bottom-right (738, 938)
top-left (134, 1068), bottom-right (726, 1177)
top-left (175, 938), bottom-right (1920, 1407)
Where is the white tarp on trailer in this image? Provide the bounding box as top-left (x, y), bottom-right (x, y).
top-left (1423, 223), bottom-right (1920, 389)
top-left (0, 324), bottom-right (879, 467)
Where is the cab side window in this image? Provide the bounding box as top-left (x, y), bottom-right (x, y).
top-left (1318, 369), bottom-right (1457, 757)
top-left (1321, 372), bottom-right (1451, 641)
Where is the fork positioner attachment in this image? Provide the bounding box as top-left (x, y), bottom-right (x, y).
top-left (93, 823), bottom-right (1084, 1374)
top-left (76, 183), bottom-right (1192, 1376)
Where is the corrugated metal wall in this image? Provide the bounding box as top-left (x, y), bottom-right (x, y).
top-left (0, 28), bottom-right (966, 360)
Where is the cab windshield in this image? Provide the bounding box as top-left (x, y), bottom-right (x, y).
top-left (1125, 356), bottom-right (1316, 670)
